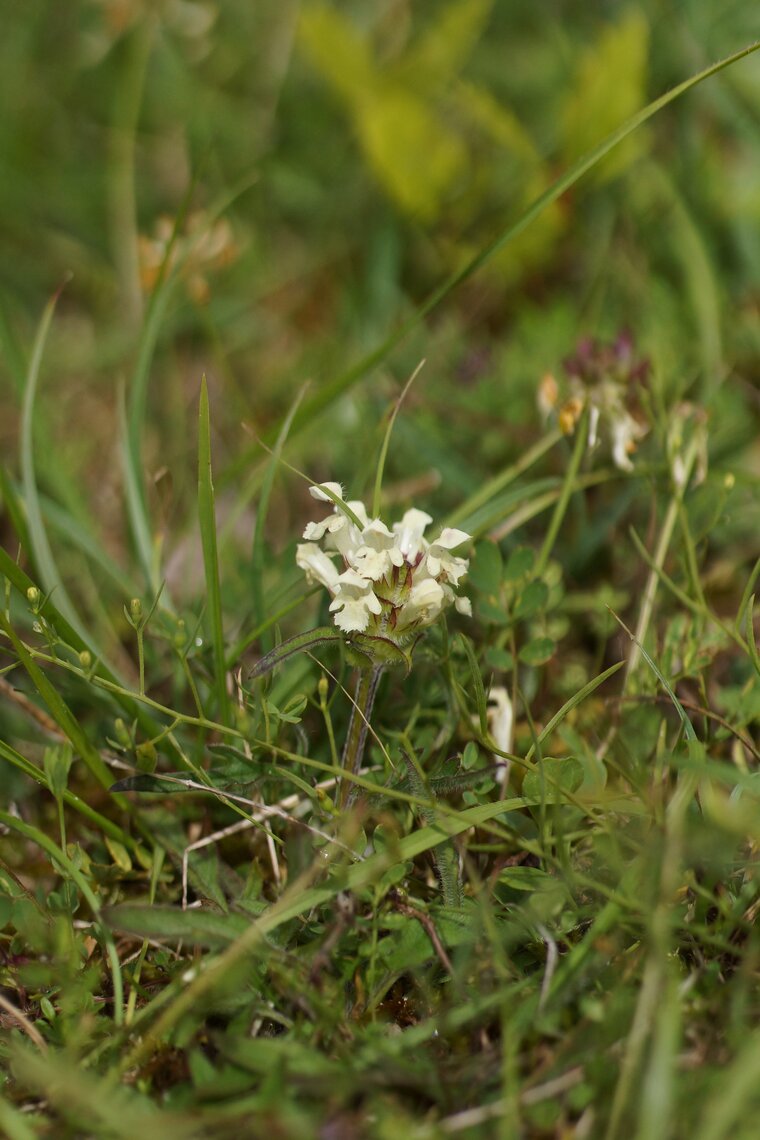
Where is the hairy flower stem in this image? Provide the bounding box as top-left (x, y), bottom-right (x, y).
top-left (339, 665), bottom-right (383, 809)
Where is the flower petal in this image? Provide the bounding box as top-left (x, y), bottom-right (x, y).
top-left (393, 508), bottom-right (432, 561)
top-left (295, 543), bottom-right (340, 591)
top-left (433, 527), bottom-right (470, 550)
top-left (309, 481), bottom-right (344, 502)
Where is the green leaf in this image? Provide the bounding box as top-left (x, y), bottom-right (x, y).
top-left (109, 763), bottom-right (260, 795)
top-left (504, 546), bottom-right (535, 582)
top-left (498, 866), bottom-right (557, 892)
top-left (247, 627), bottom-right (344, 681)
top-left (523, 757), bottom-right (584, 801)
top-left (348, 631), bottom-right (412, 671)
top-left (468, 540), bottom-right (503, 594)
top-left (484, 646), bottom-right (514, 671)
top-left (519, 636), bottom-right (556, 666)
top-left (104, 837), bottom-right (132, 873)
top-left (403, 0), bottom-right (493, 86)
top-left (43, 744), bottom-right (73, 801)
top-left (20, 292), bottom-right (91, 645)
top-left (459, 632), bottom-right (488, 735)
top-left (477, 599), bottom-right (512, 626)
top-left (515, 579), bottom-right (549, 620)
top-left (102, 903), bottom-right (249, 948)
top-left (748, 597), bottom-right (760, 682)
top-left (561, 9), bottom-right (650, 181)
top-left (460, 741), bottom-right (480, 771)
top-left (298, 4), bottom-right (376, 103)
top-left (356, 88), bottom-right (467, 221)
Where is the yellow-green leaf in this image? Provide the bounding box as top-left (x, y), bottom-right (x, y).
top-left (357, 88), bottom-right (466, 220)
top-left (561, 9), bottom-right (650, 182)
top-left (299, 4), bottom-right (376, 102)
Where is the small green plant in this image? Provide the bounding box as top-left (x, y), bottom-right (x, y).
top-left (1, 11), bottom-right (760, 1139)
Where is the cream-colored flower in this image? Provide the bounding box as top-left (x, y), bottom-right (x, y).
top-left (348, 519), bottom-right (402, 581)
top-left (297, 487), bottom-right (471, 646)
top-left (309, 481), bottom-right (345, 503)
top-left (486, 686), bottom-right (513, 786)
top-left (396, 576), bottom-right (445, 631)
top-left (426, 528), bottom-right (470, 584)
top-left (296, 543), bottom-right (340, 591)
top-left (393, 508), bottom-right (433, 562)
top-left (610, 411), bottom-right (647, 473)
top-left (329, 569), bottom-right (383, 633)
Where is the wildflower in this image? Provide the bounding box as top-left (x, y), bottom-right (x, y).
top-left (297, 487), bottom-right (471, 651)
top-left (541, 332), bottom-right (649, 471)
top-left (486, 685), bottom-right (513, 786)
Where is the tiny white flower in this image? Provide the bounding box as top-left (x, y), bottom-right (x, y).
top-left (486, 685), bottom-right (513, 786)
top-left (587, 403), bottom-right (601, 450)
top-left (393, 508), bottom-right (433, 562)
top-left (309, 481), bottom-right (344, 503)
top-left (329, 569), bottom-right (382, 633)
top-left (329, 596), bottom-right (376, 633)
top-left (303, 514), bottom-right (344, 543)
top-left (397, 577), bottom-right (445, 629)
top-left (610, 412), bottom-right (645, 473)
top-left (296, 543), bottom-right (340, 591)
top-left (345, 500), bottom-right (371, 529)
top-left (425, 528), bottom-right (470, 584)
top-left (350, 546), bottom-right (393, 581)
top-left (348, 519), bottom-right (401, 581)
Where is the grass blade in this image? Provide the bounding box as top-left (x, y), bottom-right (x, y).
top-left (19, 291), bottom-right (90, 643)
top-left (251, 386), bottom-right (306, 653)
top-left (198, 376), bottom-right (229, 722)
top-left (119, 380), bottom-right (159, 597)
top-left (0, 612), bottom-right (116, 791)
top-left (524, 660), bottom-right (624, 763)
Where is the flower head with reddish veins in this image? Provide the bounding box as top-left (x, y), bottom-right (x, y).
top-left (297, 488), bottom-right (471, 642)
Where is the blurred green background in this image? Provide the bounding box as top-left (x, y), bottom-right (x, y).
top-left (1, 0), bottom-right (758, 607)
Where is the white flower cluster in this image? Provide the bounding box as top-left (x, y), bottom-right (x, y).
top-left (297, 484), bottom-right (472, 637)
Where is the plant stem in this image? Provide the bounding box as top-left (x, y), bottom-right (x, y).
top-left (339, 665), bottom-right (382, 809)
top-left (624, 435), bottom-right (699, 684)
top-left (535, 409), bottom-right (589, 577)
